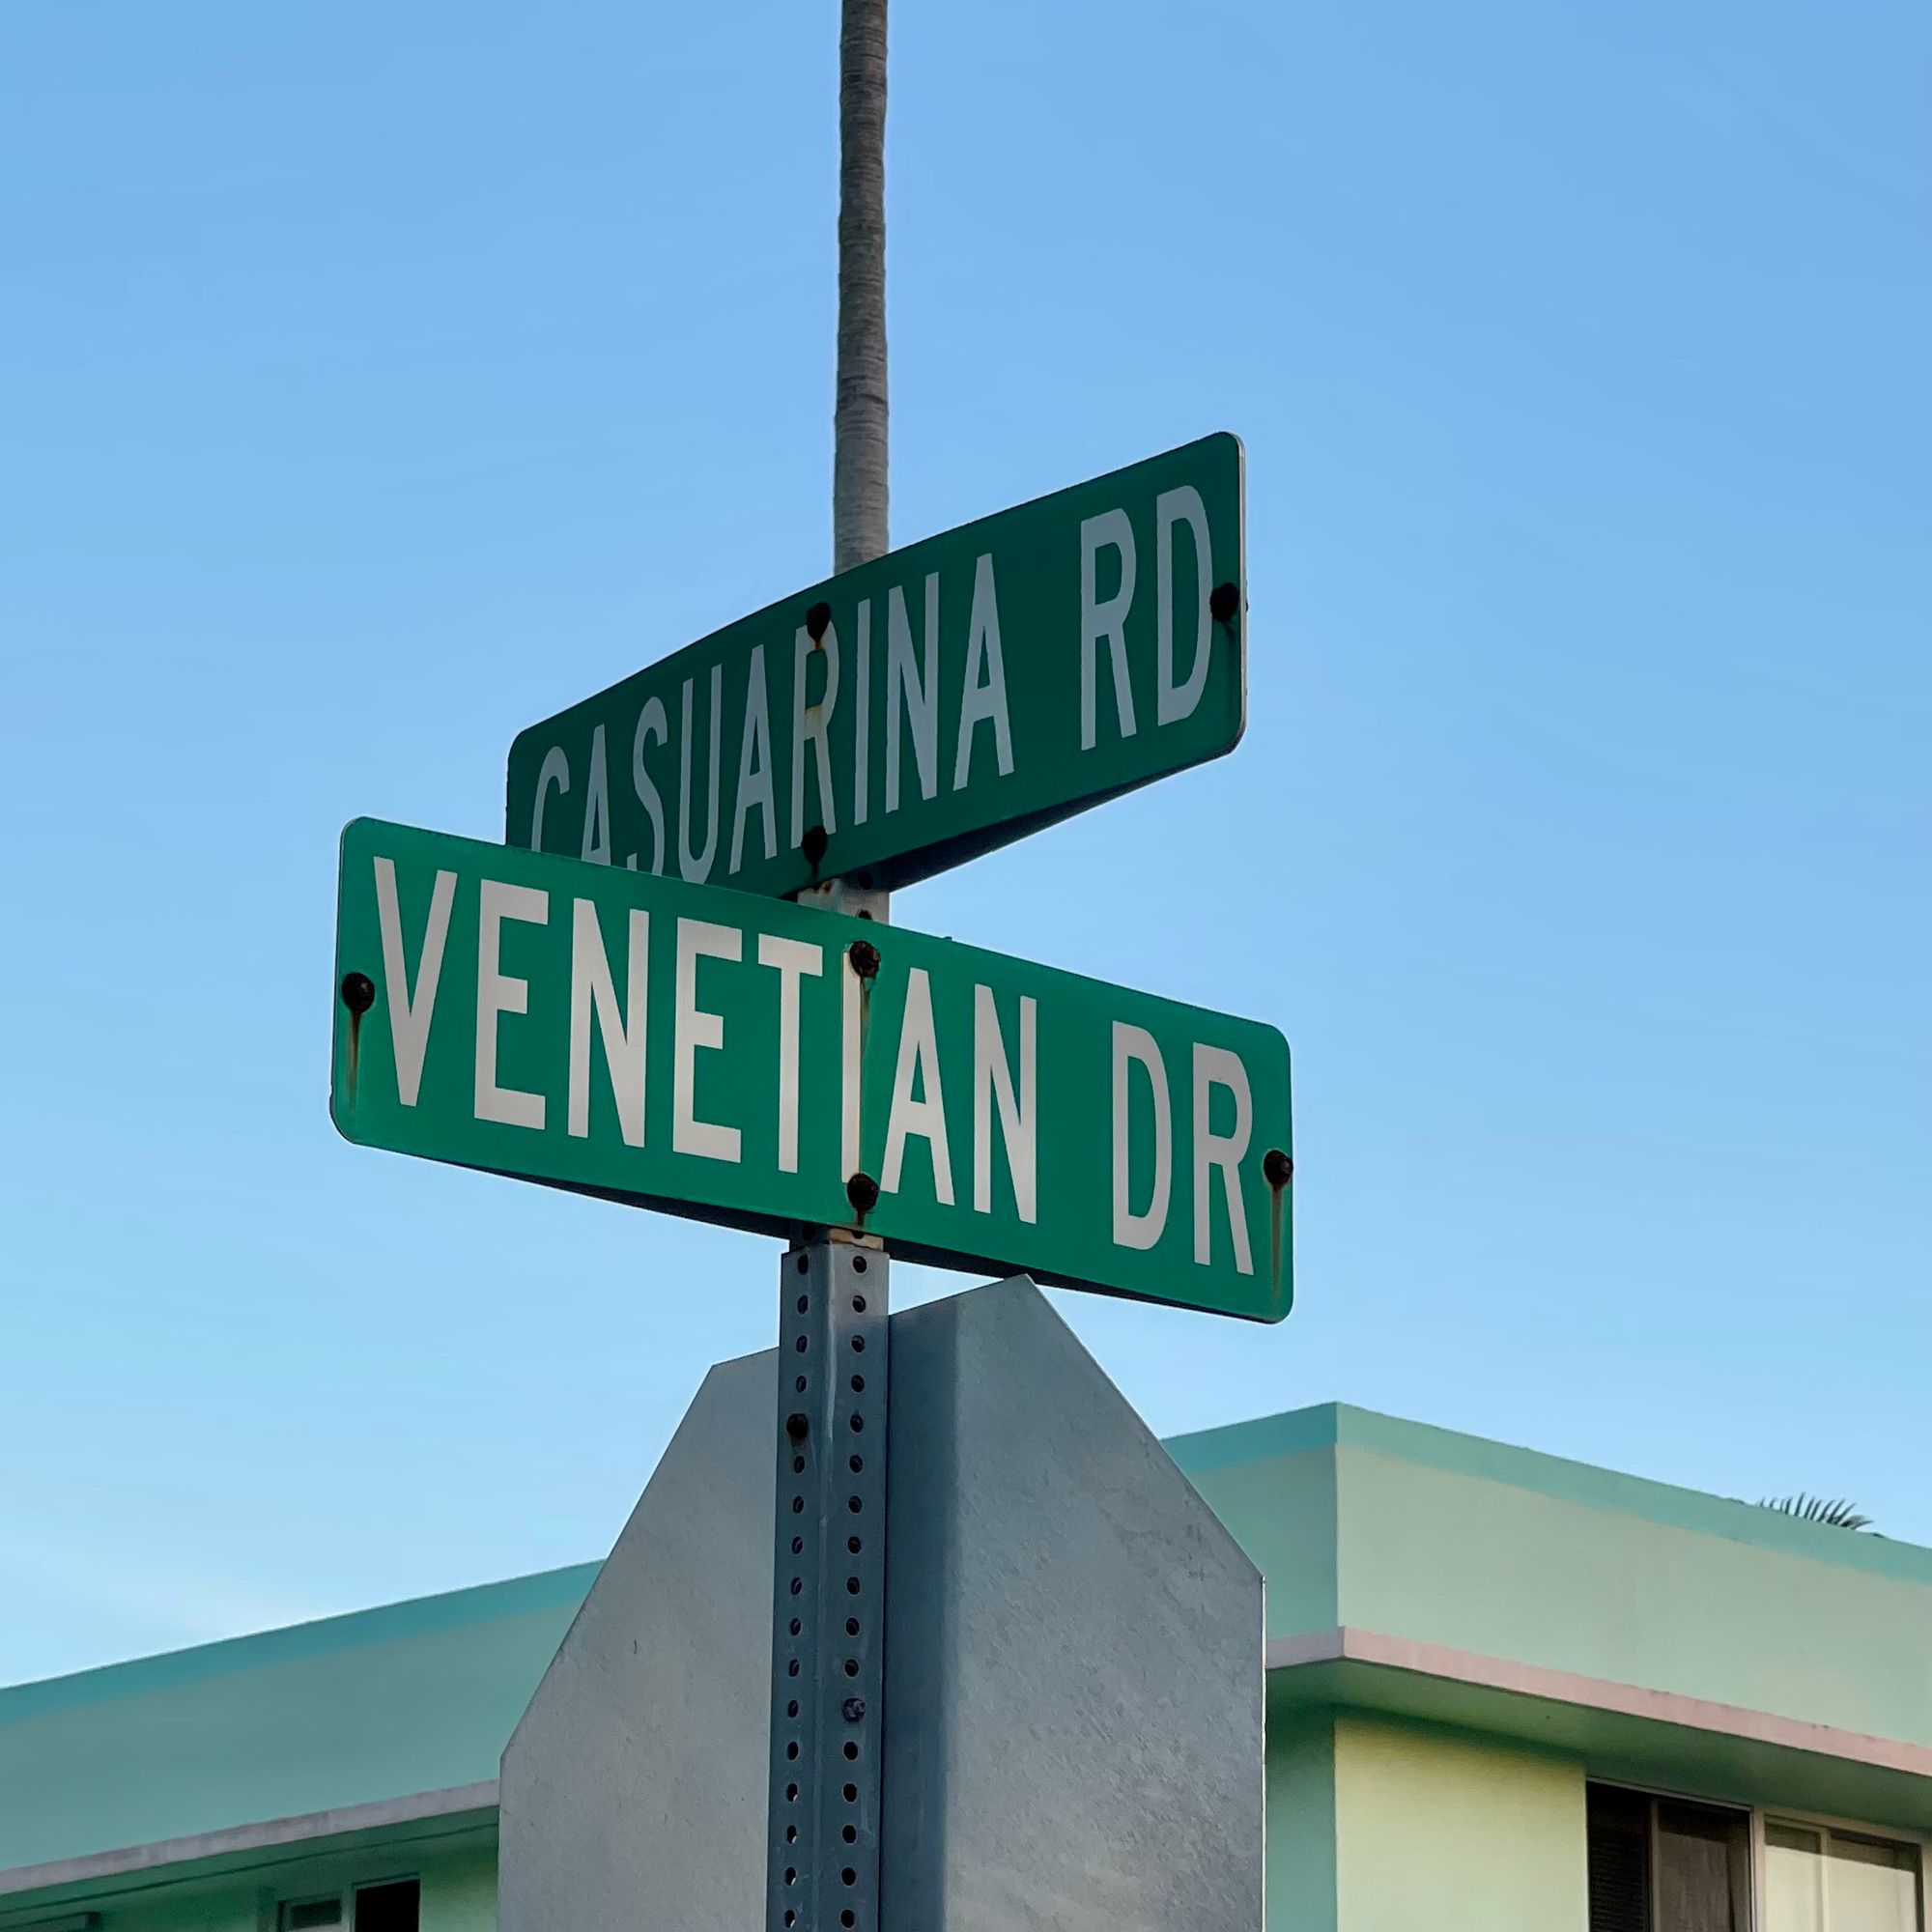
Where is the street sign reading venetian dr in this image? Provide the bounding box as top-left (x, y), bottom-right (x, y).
top-left (332, 817), bottom-right (1292, 1321)
top-left (505, 435), bottom-right (1245, 897)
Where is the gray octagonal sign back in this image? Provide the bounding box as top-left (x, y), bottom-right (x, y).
top-left (499, 1276), bottom-right (1263, 1932)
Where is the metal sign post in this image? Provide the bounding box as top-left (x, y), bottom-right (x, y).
top-left (767, 1231), bottom-right (889, 1932)
top-left (772, 874), bottom-right (892, 1932)
top-left (336, 3), bottom-right (1293, 1923)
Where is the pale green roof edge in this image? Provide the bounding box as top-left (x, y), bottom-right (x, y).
top-left (1165, 1402), bottom-right (1932, 1587)
top-left (0, 1561), bottom-right (602, 1722)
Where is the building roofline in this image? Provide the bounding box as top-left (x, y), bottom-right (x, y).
top-left (0, 1785), bottom-right (497, 1903)
top-left (1266, 1627), bottom-right (1932, 1780)
top-left (9, 1401), bottom-right (1929, 1724)
top-left (1167, 1402), bottom-right (1932, 1587)
top-left (0, 1565), bottom-right (600, 1722)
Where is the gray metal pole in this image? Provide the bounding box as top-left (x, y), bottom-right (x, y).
top-left (769, 6), bottom-right (890, 1927)
top-left (833, 0), bottom-right (888, 574)
top-left (764, 1224), bottom-right (890, 1932)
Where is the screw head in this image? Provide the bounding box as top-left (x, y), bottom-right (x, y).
top-left (785, 1411), bottom-right (810, 1441)
top-left (848, 939), bottom-right (880, 980)
top-left (340, 972), bottom-right (375, 1015)
top-left (806, 600), bottom-right (833, 642)
top-left (841, 1695), bottom-right (867, 1722)
top-left (802, 824), bottom-right (830, 867)
top-left (1264, 1148), bottom-right (1293, 1189)
top-left (1209, 582), bottom-right (1241, 625)
top-left (846, 1172), bottom-right (880, 1217)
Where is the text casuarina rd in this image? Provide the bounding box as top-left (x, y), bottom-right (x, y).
top-left (332, 820), bottom-right (1293, 1321)
top-left (505, 435), bottom-right (1246, 899)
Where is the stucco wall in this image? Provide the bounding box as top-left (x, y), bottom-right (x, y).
top-left (0, 1837), bottom-right (497, 1932)
top-left (1335, 1443), bottom-right (1932, 1745)
top-left (0, 1573), bottom-right (589, 1876)
top-left (1332, 1717), bottom-right (1587, 1932)
top-left (1265, 1714), bottom-right (1338, 1930)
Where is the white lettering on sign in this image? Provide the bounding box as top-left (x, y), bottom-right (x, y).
top-left (677, 668), bottom-right (723, 883)
top-left (475, 879), bottom-right (549, 1130)
top-left (530, 746), bottom-right (570, 848)
top-left (791, 622), bottom-right (839, 849)
top-left (886, 574), bottom-right (941, 813)
top-left (728, 644), bottom-right (777, 875)
top-left (883, 965), bottom-right (953, 1205)
top-left (672, 917), bottom-right (742, 1162)
top-left (1156, 486), bottom-right (1213, 727)
top-left (972, 985), bottom-right (1036, 1222)
top-left (953, 553), bottom-right (1013, 791)
top-left (758, 934), bottom-right (824, 1174)
top-left (568, 899), bottom-right (649, 1146)
top-left (852, 600), bottom-right (873, 828)
top-left (1080, 508), bottom-right (1138, 750)
top-left (1192, 1044), bottom-right (1253, 1274)
top-left (373, 856), bottom-right (455, 1109)
top-left (1111, 1021), bottom-right (1171, 1249)
top-left (840, 943), bottom-right (864, 1180)
top-left (629, 696), bottom-right (669, 873)
top-left (582, 724), bottom-right (612, 866)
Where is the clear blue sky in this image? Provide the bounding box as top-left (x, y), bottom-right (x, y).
top-left (3, 1), bottom-right (1926, 1687)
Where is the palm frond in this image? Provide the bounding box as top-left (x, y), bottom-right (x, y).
top-left (1758, 1492), bottom-right (1872, 1532)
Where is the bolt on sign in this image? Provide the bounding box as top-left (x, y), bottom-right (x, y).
top-left (332, 819), bottom-right (1292, 1321)
top-left (505, 434), bottom-right (1245, 898)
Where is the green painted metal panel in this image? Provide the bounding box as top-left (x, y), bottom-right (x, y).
top-left (330, 818), bottom-right (1293, 1320)
top-left (504, 434), bottom-right (1245, 896)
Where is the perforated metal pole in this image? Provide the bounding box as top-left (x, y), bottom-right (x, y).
top-left (770, 872), bottom-right (889, 1932)
top-left (766, 1228), bottom-right (890, 1932)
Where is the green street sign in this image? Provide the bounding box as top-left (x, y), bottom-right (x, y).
top-left (332, 818), bottom-right (1292, 1321)
top-left (505, 434), bottom-right (1245, 897)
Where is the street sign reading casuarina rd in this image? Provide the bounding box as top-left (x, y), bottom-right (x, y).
top-left (332, 818), bottom-right (1292, 1321)
top-left (505, 435), bottom-right (1245, 898)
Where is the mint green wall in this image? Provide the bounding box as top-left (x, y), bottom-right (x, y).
top-left (1171, 1403), bottom-right (1932, 1759)
top-left (1264, 1713), bottom-right (1337, 1931)
top-left (0, 1878), bottom-right (262, 1932)
top-left (418, 1843), bottom-right (497, 1932)
top-left (9, 1399), bottom-right (1931, 1915)
top-left (1179, 1438), bottom-right (1338, 1639)
top-left (0, 1569), bottom-right (592, 1875)
top-left (0, 1833), bottom-right (497, 1932)
top-left (1334, 1444), bottom-right (1932, 1746)
top-left (1332, 1717), bottom-right (1587, 1932)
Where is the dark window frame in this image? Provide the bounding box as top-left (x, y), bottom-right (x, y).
top-left (1588, 1781), bottom-right (1751, 1932)
top-left (276, 1876), bottom-right (420, 1932)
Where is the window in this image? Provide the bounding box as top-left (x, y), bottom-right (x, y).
top-left (279, 1902), bottom-right (342, 1932)
top-left (353, 1883), bottom-right (420, 1932)
top-left (278, 1881), bottom-right (419, 1932)
top-left (1587, 1784), bottom-right (1751, 1932)
top-left (1767, 1822), bottom-right (1923, 1932)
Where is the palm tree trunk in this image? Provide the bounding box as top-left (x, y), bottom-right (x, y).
top-left (834, 0), bottom-right (888, 573)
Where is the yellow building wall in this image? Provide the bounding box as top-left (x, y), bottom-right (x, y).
top-left (1333, 1716), bottom-right (1588, 1932)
